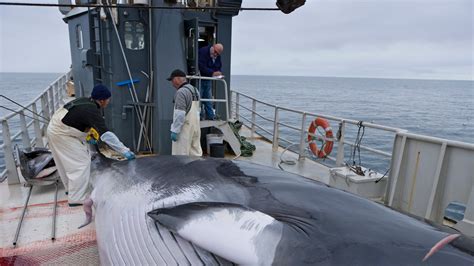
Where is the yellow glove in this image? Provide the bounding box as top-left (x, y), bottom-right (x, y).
top-left (86, 128), bottom-right (99, 144)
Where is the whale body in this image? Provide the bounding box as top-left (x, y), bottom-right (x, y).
top-left (89, 155), bottom-right (474, 265)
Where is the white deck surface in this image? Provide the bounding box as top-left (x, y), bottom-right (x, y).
top-left (0, 126), bottom-right (331, 264)
top-left (233, 126), bottom-right (331, 184)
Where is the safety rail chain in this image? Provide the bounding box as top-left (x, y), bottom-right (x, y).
top-left (0, 72), bottom-right (71, 184)
top-left (230, 90), bottom-right (405, 165)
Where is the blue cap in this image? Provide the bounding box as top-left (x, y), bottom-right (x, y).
top-left (91, 84), bottom-right (111, 100)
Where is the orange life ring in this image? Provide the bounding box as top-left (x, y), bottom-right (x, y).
top-left (307, 118), bottom-right (334, 158)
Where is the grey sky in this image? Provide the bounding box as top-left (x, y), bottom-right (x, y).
top-left (0, 0), bottom-right (472, 80)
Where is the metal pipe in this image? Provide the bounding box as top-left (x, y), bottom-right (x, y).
top-left (137, 71), bottom-right (152, 152)
top-left (236, 94), bottom-right (240, 120)
top-left (251, 99), bottom-right (256, 138)
top-left (335, 121), bottom-right (346, 166)
top-left (52, 180), bottom-right (58, 241)
top-left (19, 111), bottom-right (31, 149)
top-left (398, 131), bottom-right (474, 149)
top-left (232, 90), bottom-right (402, 133)
top-left (298, 113), bottom-right (307, 160)
top-left (0, 106), bottom-right (49, 124)
top-left (277, 121), bottom-right (302, 132)
top-left (13, 185), bottom-right (33, 247)
top-left (342, 141), bottom-right (392, 157)
top-left (186, 76), bottom-right (230, 120)
top-left (272, 107), bottom-right (279, 151)
top-left (32, 103), bottom-right (45, 148)
top-left (2, 120), bottom-right (20, 184)
top-left (0, 95), bottom-right (49, 121)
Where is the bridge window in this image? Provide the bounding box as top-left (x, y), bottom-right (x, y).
top-left (124, 21), bottom-right (145, 50)
top-left (76, 25), bottom-right (83, 49)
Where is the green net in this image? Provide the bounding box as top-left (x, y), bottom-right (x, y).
top-left (228, 121), bottom-right (256, 157)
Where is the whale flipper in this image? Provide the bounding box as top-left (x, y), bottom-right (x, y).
top-left (148, 202), bottom-right (283, 265)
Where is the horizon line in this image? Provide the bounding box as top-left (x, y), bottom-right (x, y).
top-left (1, 71), bottom-right (472, 82)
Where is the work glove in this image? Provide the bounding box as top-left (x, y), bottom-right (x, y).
top-left (123, 151), bottom-right (136, 160)
top-left (171, 132), bottom-right (179, 142)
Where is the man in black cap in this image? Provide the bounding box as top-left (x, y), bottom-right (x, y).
top-left (47, 84), bottom-right (135, 206)
top-left (167, 69), bottom-right (202, 156)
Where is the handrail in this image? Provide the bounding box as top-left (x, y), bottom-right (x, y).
top-left (233, 91), bottom-right (402, 133)
top-left (1, 71), bottom-right (70, 184)
top-left (0, 73), bottom-right (66, 122)
top-left (187, 75), bottom-right (230, 120)
top-left (231, 90), bottom-right (402, 166)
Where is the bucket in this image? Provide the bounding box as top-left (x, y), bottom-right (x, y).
top-left (210, 143), bottom-right (225, 158)
top-left (206, 134), bottom-right (223, 154)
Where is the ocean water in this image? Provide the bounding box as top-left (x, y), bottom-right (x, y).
top-left (0, 73), bottom-right (62, 174)
top-left (231, 75), bottom-right (473, 171)
top-left (1, 73), bottom-right (473, 173)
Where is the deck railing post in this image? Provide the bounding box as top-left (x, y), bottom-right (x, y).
top-left (41, 93), bottom-right (51, 121)
top-left (19, 111), bottom-right (31, 150)
top-left (235, 93), bottom-right (240, 121)
top-left (272, 107), bottom-right (279, 151)
top-left (54, 82), bottom-right (59, 110)
top-left (58, 78), bottom-right (64, 105)
top-left (32, 102), bottom-right (44, 148)
top-left (335, 120), bottom-right (346, 166)
top-left (49, 86), bottom-right (55, 114)
top-left (298, 113), bottom-right (307, 160)
top-left (251, 99), bottom-right (256, 138)
top-left (230, 92), bottom-right (234, 118)
top-left (2, 120), bottom-right (20, 184)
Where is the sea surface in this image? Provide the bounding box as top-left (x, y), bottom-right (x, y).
top-left (1, 73), bottom-right (473, 174)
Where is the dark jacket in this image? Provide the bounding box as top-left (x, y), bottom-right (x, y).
top-left (198, 45), bottom-right (222, 77)
top-left (61, 97), bottom-right (109, 135)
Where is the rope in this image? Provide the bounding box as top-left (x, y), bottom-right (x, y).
top-left (375, 167), bottom-right (390, 183)
top-left (0, 105), bottom-right (49, 124)
top-left (351, 121), bottom-right (365, 166)
top-left (0, 2), bottom-right (280, 11)
top-left (278, 143), bottom-right (298, 170)
top-left (0, 95), bottom-right (49, 121)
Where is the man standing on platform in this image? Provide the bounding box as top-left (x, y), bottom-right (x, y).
top-left (198, 43), bottom-right (224, 120)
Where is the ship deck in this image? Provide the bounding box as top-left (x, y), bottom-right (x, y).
top-left (0, 126), bottom-right (330, 265)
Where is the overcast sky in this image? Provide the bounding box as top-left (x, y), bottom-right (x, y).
top-left (0, 0), bottom-right (472, 80)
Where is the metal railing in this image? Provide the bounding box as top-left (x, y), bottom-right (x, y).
top-left (1, 72), bottom-right (71, 184)
top-left (231, 90), bottom-right (404, 167)
top-left (187, 75), bottom-right (230, 120)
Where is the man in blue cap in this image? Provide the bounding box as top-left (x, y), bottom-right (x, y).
top-left (47, 84), bottom-right (135, 207)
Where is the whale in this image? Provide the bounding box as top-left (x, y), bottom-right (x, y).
top-left (86, 154), bottom-right (474, 265)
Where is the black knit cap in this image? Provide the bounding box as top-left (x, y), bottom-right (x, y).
top-left (91, 84), bottom-right (111, 100)
top-left (167, 69), bottom-right (186, 81)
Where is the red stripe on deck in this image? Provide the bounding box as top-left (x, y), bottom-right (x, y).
top-left (0, 200), bottom-right (69, 213)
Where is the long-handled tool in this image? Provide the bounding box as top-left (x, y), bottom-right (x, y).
top-left (116, 78), bottom-right (152, 152)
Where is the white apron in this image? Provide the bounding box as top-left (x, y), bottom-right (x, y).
top-left (172, 100), bottom-right (203, 156)
top-left (47, 107), bottom-right (91, 204)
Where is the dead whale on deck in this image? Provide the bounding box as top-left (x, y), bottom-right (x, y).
top-left (88, 155), bottom-right (474, 265)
